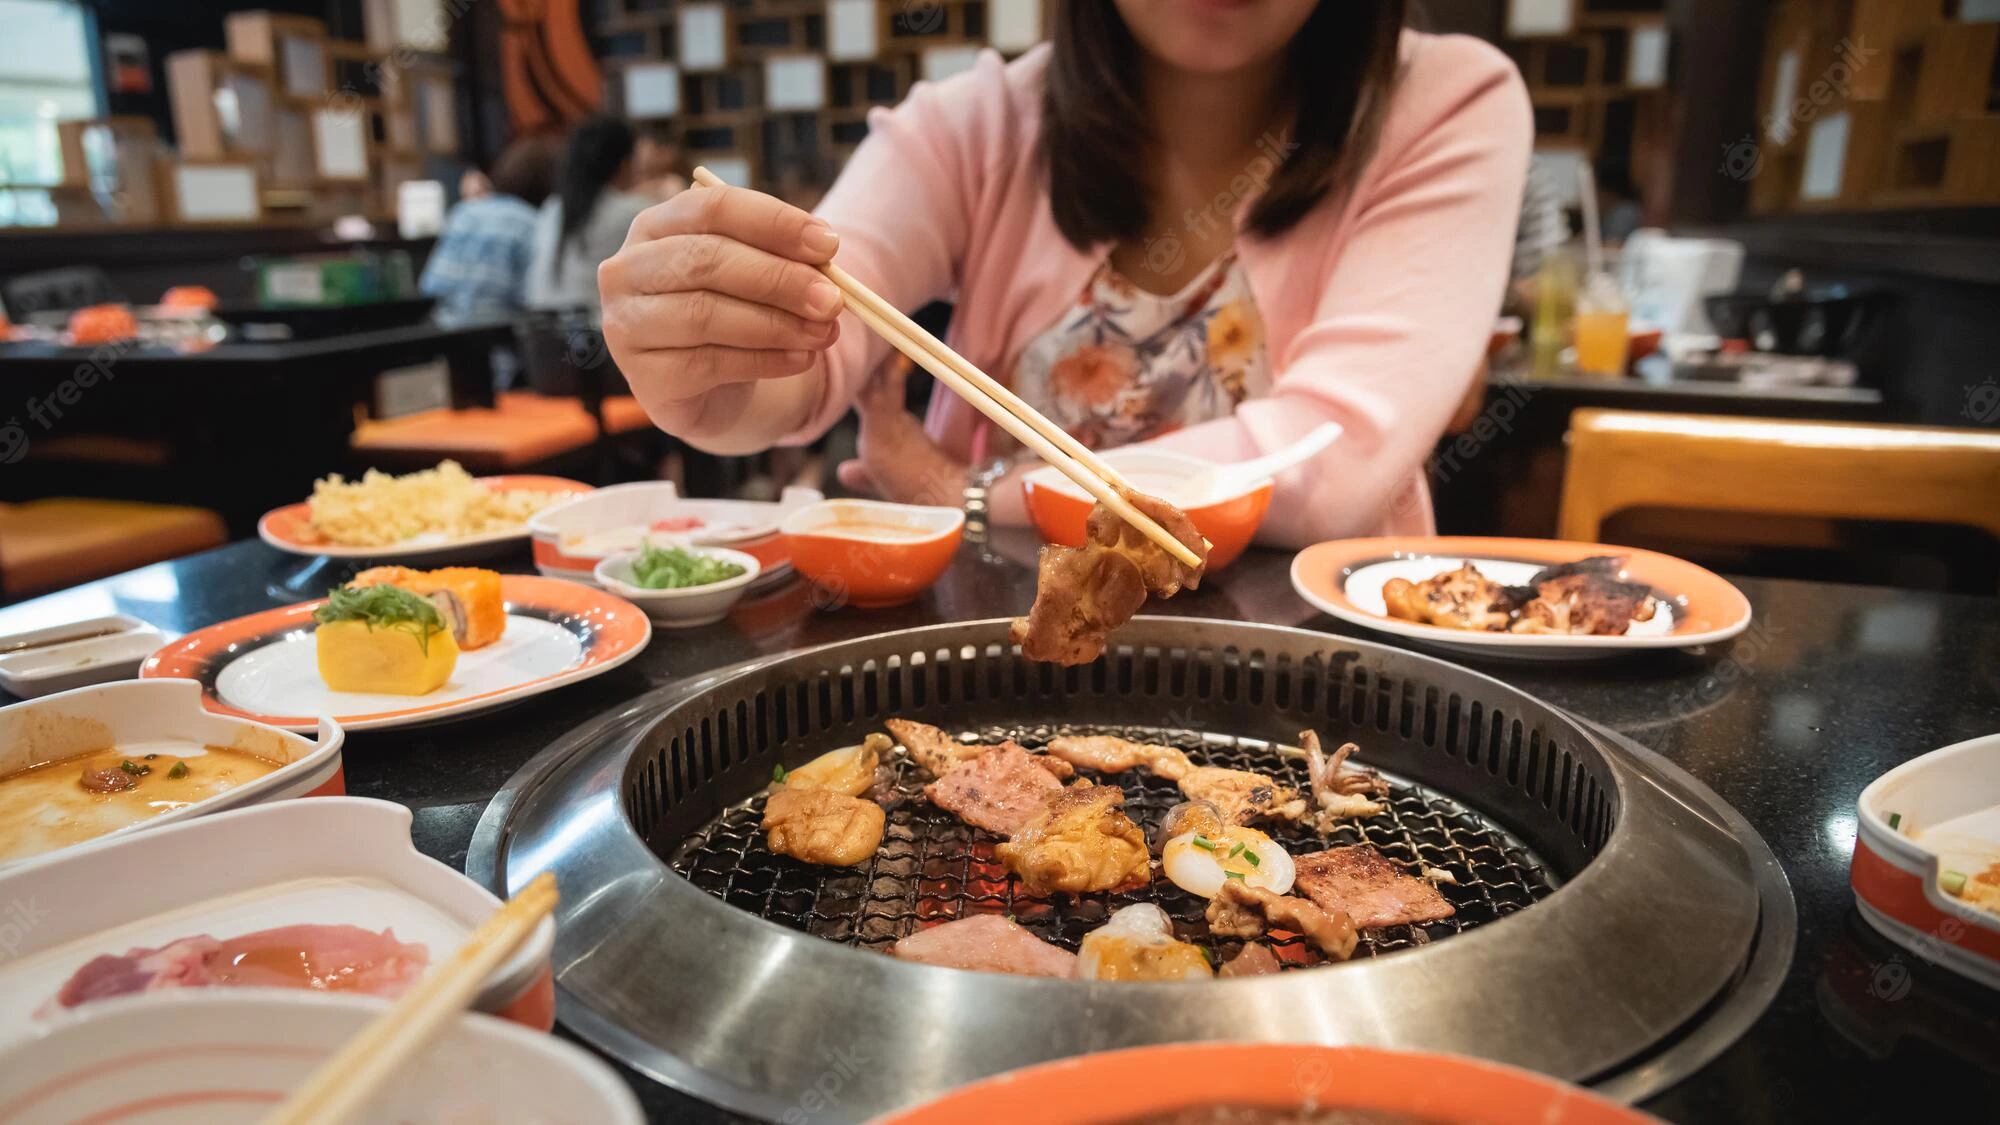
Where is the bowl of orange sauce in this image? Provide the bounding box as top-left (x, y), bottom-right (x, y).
top-left (780, 500), bottom-right (965, 608)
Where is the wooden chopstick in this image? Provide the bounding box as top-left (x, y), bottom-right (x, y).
top-left (688, 167), bottom-right (1204, 571)
top-left (262, 873), bottom-right (559, 1125)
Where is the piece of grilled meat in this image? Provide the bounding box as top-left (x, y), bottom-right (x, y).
top-left (1010, 487), bottom-right (1209, 666)
top-left (1292, 845), bottom-right (1455, 929)
top-left (1205, 880), bottom-right (1359, 961)
top-left (762, 787), bottom-right (886, 867)
top-left (1380, 563), bottom-right (1520, 631)
top-left (1177, 766), bottom-right (1308, 827)
top-left (1044, 734), bottom-right (1195, 781)
top-left (995, 781), bottom-right (1152, 896)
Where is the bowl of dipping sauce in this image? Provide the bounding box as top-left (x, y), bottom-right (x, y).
top-left (780, 500), bottom-right (965, 608)
top-left (1022, 448), bottom-right (1272, 571)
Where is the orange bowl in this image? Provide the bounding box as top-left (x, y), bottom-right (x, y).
top-left (780, 499), bottom-right (964, 608)
top-left (878, 1043), bottom-right (1657, 1125)
top-left (1021, 449), bottom-right (1272, 571)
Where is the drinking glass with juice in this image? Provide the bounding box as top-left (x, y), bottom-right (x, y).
top-left (1574, 271), bottom-right (1630, 379)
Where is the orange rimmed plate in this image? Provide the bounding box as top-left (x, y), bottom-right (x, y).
top-left (259, 475), bottom-right (595, 562)
top-left (875, 1043), bottom-right (1657, 1125)
top-left (1290, 536), bottom-right (1752, 661)
top-left (140, 575), bottom-right (651, 731)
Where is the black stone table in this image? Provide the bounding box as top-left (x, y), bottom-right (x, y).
top-left (2, 533), bottom-right (1994, 1123)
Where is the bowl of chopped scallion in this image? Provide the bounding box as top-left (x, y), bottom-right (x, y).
top-left (594, 545), bottom-right (762, 627)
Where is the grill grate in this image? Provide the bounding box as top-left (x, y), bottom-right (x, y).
top-left (669, 720), bottom-right (1556, 967)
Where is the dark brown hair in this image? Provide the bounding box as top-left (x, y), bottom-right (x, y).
top-left (1041, 1), bottom-right (1406, 248)
top-left (490, 133), bottom-right (561, 207)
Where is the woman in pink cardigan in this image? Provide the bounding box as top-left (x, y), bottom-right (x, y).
top-left (598, 1), bottom-right (1530, 547)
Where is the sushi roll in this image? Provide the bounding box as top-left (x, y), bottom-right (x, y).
top-left (349, 566), bottom-right (506, 650)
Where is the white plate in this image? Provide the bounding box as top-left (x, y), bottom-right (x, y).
top-left (141, 574), bottom-right (652, 732)
top-left (1291, 537), bottom-right (1753, 662)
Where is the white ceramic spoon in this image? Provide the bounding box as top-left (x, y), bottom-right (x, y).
top-left (1177, 422), bottom-right (1343, 506)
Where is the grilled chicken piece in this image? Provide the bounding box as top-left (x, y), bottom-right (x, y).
top-left (925, 742), bottom-right (1064, 835)
top-left (886, 719), bottom-right (987, 777)
top-left (1010, 488), bottom-right (1209, 667)
top-left (1303, 730), bottom-right (1387, 825)
top-left (1087, 488), bottom-right (1207, 599)
top-left (1010, 544), bottom-right (1149, 666)
top-left (890, 914), bottom-right (1077, 978)
top-left (996, 782), bottom-right (1152, 896)
top-left (1380, 563), bottom-right (1517, 631)
top-left (1044, 734), bottom-right (1194, 781)
top-left (1293, 845), bottom-right (1456, 929)
top-left (887, 719), bottom-right (1073, 781)
top-left (1510, 567), bottom-right (1657, 636)
top-left (1205, 881), bottom-right (1359, 961)
top-left (1218, 941), bottom-right (1282, 977)
top-left (762, 787), bottom-right (886, 867)
top-left (1177, 766), bottom-right (1307, 827)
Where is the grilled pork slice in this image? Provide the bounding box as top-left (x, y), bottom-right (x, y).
top-left (1293, 845), bottom-right (1456, 929)
top-left (1177, 766), bottom-right (1308, 827)
top-left (1511, 572), bottom-right (1657, 636)
top-left (925, 742), bottom-right (1064, 835)
top-left (762, 787), bottom-right (885, 867)
top-left (1205, 881), bottom-right (1359, 961)
top-left (996, 782), bottom-right (1152, 896)
top-left (889, 914), bottom-right (1077, 978)
top-left (887, 719), bottom-right (1073, 780)
top-left (1218, 941), bottom-right (1282, 977)
top-left (1010, 543), bottom-right (1149, 666)
top-left (1045, 734), bottom-right (1194, 781)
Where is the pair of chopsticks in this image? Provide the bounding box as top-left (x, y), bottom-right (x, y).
top-left (688, 166), bottom-right (1204, 570)
top-left (263, 872), bottom-right (558, 1125)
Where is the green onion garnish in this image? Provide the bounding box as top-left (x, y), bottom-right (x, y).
top-left (1191, 835), bottom-right (1218, 851)
top-left (1224, 871), bottom-right (1247, 881)
top-left (119, 759), bottom-right (150, 776)
top-left (1942, 870), bottom-right (1967, 895)
top-left (630, 544), bottom-right (747, 590)
top-left (1888, 812), bottom-right (1902, 830)
top-left (1227, 842), bottom-right (1244, 859)
top-left (314, 583), bottom-right (446, 655)
top-left (167, 761), bottom-right (188, 779)
top-left (1245, 850), bottom-right (1262, 868)
top-left (772, 764), bottom-right (788, 783)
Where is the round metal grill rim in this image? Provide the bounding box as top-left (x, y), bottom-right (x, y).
top-left (475, 619), bottom-right (1765, 1122)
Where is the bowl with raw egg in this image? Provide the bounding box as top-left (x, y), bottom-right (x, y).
top-left (780, 500), bottom-right (965, 608)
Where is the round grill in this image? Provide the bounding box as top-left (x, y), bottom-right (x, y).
top-left (669, 720), bottom-right (1558, 965)
top-left (477, 618), bottom-right (1777, 1123)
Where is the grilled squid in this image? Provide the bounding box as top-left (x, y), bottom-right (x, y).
top-left (1161, 826), bottom-right (1295, 899)
top-left (1077, 904), bottom-right (1212, 981)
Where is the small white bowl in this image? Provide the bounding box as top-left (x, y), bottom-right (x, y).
top-left (0, 991), bottom-right (643, 1124)
top-left (594, 545), bottom-right (762, 628)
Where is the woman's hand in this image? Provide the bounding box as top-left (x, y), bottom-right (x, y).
top-left (837, 356), bottom-right (968, 506)
top-left (598, 183), bottom-right (848, 451)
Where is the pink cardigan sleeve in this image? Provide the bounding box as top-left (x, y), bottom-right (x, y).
top-left (1141, 39), bottom-right (1532, 548)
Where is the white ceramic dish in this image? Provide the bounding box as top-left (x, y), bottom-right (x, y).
top-left (140, 574), bottom-right (652, 733)
top-left (0, 796), bottom-right (555, 1036)
top-left (1852, 732), bottom-right (2000, 989)
top-left (595, 546), bottom-right (763, 628)
top-left (0, 991), bottom-right (642, 1124)
top-left (0, 679), bottom-right (342, 871)
top-left (530, 480), bottom-right (819, 591)
top-left (0, 615), bottom-right (165, 699)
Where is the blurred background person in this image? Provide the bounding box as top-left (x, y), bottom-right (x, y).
top-left (631, 125), bottom-right (690, 201)
top-left (527, 116), bottom-right (652, 316)
top-left (419, 133), bottom-right (560, 325)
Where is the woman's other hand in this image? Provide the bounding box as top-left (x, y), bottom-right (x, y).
top-left (599, 182), bottom-right (848, 451)
top-left (837, 356), bottom-right (967, 505)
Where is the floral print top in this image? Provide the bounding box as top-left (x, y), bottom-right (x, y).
top-left (1012, 251), bottom-right (1270, 451)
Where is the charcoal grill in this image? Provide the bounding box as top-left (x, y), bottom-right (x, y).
top-left (470, 619), bottom-right (1793, 1122)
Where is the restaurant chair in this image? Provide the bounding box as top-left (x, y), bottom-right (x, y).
top-left (348, 392), bottom-right (601, 476)
top-left (1557, 410), bottom-right (2000, 574)
top-left (0, 498), bottom-right (226, 597)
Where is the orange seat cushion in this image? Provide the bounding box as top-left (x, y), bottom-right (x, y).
top-left (25, 433), bottom-right (175, 466)
top-left (0, 498), bottom-right (227, 596)
top-left (600, 395), bottom-right (654, 435)
top-left (352, 397), bottom-right (598, 472)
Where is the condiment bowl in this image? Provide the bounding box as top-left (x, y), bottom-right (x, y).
top-left (780, 500), bottom-right (964, 608)
top-left (594, 546), bottom-right (763, 628)
top-left (1022, 448), bottom-right (1272, 571)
